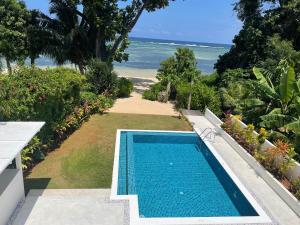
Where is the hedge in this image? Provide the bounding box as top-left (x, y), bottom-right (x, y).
top-left (0, 67), bottom-right (113, 170)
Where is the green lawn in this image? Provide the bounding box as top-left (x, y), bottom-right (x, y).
top-left (25, 113), bottom-right (191, 191)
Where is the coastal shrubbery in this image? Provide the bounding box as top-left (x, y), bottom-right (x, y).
top-left (0, 66), bottom-right (113, 170)
top-left (143, 83), bottom-right (164, 101)
top-left (143, 48), bottom-right (222, 115)
top-left (86, 59), bottom-right (118, 96)
top-left (117, 77), bottom-right (134, 97)
top-left (176, 81), bottom-right (222, 116)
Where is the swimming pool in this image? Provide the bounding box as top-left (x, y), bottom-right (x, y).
top-left (111, 130), bottom-right (271, 225)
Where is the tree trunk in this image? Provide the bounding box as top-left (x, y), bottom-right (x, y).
top-left (78, 63), bottom-right (84, 75)
top-left (166, 81), bottom-right (171, 99)
top-left (30, 57), bottom-right (35, 67)
top-left (187, 79), bottom-right (193, 110)
top-left (95, 30), bottom-right (101, 59)
top-left (5, 57), bottom-right (12, 75)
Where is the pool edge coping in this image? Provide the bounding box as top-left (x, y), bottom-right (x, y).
top-left (110, 129), bottom-right (272, 225)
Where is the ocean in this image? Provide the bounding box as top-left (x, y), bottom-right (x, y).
top-left (2, 37), bottom-right (231, 75)
top-left (116, 37), bottom-right (231, 74)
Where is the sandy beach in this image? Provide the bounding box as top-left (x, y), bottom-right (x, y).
top-left (114, 66), bottom-right (157, 80)
top-left (109, 67), bottom-right (178, 116)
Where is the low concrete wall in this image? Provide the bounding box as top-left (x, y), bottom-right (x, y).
top-left (0, 154), bottom-right (25, 225)
top-left (204, 108), bottom-right (300, 216)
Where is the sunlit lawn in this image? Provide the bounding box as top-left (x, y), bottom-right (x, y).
top-left (25, 113), bottom-right (192, 191)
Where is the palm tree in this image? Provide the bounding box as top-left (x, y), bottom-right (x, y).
top-left (36, 1), bottom-right (92, 74)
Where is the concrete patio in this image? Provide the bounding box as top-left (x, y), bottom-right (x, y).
top-left (10, 189), bottom-right (128, 225)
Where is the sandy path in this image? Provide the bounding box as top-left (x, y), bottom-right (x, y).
top-left (109, 77), bottom-right (179, 116)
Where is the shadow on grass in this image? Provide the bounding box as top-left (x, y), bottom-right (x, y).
top-left (24, 178), bottom-right (51, 195)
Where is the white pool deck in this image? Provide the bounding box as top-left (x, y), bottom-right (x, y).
top-left (10, 113), bottom-right (300, 225)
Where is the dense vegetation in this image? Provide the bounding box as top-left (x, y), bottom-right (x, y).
top-left (143, 48), bottom-right (222, 115)
top-left (0, 67), bottom-right (114, 170)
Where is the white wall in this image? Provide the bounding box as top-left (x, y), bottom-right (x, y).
top-left (0, 153), bottom-right (25, 225)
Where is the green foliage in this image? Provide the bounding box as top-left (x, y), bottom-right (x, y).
top-left (176, 81), bottom-right (222, 116)
top-left (218, 68), bottom-right (250, 87)
top-left (221, 116), bottom-right (260, 154)
top-left (215, 1), bottom-right (300, 73)
top-left (143, 83), bottom-right (164, 101)
top-left (254, 140), bottom-right (296, 178)
top-left (258, 36), bottom-right (300, 84)
top-left (80, 92), bottom-right (113, 114)
top-left (0, 0), bottom-right (30, 73)
top-left (291, 178), bottom-right (300, 200)
top-left (156, 56), bottom-right (177, 97)
top-left (85, 59), bottom-right (118, 95)
top-left (21, 137), bottom-right (43, 170)
top-left (0, 67), bottom-right (84, 142)
top-left (117, 77), bottom-right (133, 97)
top-left (201, 72), bottom-right (218, 87)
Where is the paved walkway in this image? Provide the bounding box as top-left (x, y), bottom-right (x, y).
top-left (109, 77), bottom-right (178, 116)
top-left (11, 189), bottom-right (128, 225)
top-left (183, 110), bottom-right (300, 225)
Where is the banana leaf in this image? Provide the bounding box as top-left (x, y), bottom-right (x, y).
top-left (260, 113), bottom-right (294, 129)
top-left (279, 65), bottom-right (295, 103)
top-left (285, 120), bottom-right (300, 134)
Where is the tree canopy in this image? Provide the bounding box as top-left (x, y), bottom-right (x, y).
top-left (215, 0), bottom-right (300, 74)
top-left (0, 0), bottom-right (30, 74)
top-left (35, 0), bottom-right (175, 72)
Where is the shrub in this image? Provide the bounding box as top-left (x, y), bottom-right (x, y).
top-left (157, 91), bottom-right (168, 103)
top-left (176, 81), bottom-right (222, 116)
top-left (80, 91), bottom-right (113, 113)
top-left (0, 67), bottom-right (113, 171)
top-left (117, 77), bottom-right (133, 97)
top-left (0, 67), bottom-right (84, 142)
top-left (143, 83), bottom-right (164, 101)
top-left (221, 115), bottom-right (260, 154)
top-left (85, 59), bottom-right (117, 95)
top-left (255, 140), bottom-right (296, 177)
top-left (291, 178), bottom-right (300, 200)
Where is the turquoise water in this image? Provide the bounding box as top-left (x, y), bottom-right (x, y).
top-left (118, 131), bottom-right (258, 218)
top-left (2, 37), bottom-right (230, 74)
top-left (116, 37), bottom-right (230, 74)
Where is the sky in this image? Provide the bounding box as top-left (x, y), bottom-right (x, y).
top-left (24, 0), bottom-right (242, 45)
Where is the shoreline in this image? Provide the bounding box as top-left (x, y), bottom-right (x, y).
top-left (114, 66), bottom-right (157, 81)
top-left (1, 65), bottom-right (158, 80)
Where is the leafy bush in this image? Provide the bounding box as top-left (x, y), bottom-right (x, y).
top-left (143, 83), bottom-right (164, 101)
top-left (0, 67), bottom-right (113, 171)
top-left (85, 59), bottom-right (118, 95)
top-left (221, 116), bottom-right (260, 154)
top-left (176, 81), bottom-right (222, 116)
top-left (201, 72), bottom-right (218, 87)
top-left (218, 68), bottom-right (250, 87)
top-left (291, 178), bottom-right (300, 200)
top-left (255, 140), bottom-right (296, 177)
top-left (0, 67), bottom-right (84, 141)
top-left (80, 92), bottom-right (113, 113)
top-left (117, 77), bottom-right (133, 97)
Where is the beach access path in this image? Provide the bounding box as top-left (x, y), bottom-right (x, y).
top-left (109, 77), bottom-right (179, 116)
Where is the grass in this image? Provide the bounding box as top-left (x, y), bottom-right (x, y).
top-left (25, 113), bottom-right (191, 191)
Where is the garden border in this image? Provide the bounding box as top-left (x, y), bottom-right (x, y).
top-left (204, 108), bottom-right (300, 216)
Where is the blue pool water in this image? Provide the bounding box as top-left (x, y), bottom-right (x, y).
top-left (117, 131), bottom-right (258, 218)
